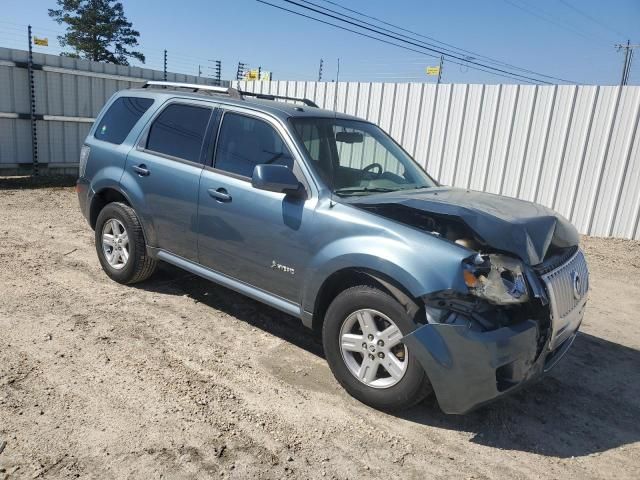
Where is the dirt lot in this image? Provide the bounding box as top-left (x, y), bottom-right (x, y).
top-left (1, 179), bottom-right (639, 480)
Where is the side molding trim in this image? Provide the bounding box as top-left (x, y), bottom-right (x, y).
top-left (155, 249), bottom-right (303, 319)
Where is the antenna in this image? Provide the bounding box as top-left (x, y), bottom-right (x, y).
top-left (329, 57), bottom-right (340, 208)
top-left (333, 58), bottom-right (340, 113)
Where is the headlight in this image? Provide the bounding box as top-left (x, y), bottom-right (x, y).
top-left (462, 254), bottom-right (529, 304)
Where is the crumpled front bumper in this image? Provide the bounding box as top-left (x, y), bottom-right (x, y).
top-left (403, 305), bottom-right (583, 414)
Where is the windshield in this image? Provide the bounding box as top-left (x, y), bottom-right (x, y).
top-left (290, 117), bottom-right (436, 196)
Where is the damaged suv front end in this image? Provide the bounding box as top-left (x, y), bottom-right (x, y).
top-left (407, 248), bottom-right (588, 414)
top-left (290, 115), bottom-right (589, 413)
top-left (350, 190), bottom-right (589, 414)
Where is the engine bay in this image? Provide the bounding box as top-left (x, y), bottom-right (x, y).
top-left (354, 203), bottom-right (485, 251)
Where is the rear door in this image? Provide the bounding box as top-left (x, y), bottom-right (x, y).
top-left (122, 100), bottom-right (215, 261)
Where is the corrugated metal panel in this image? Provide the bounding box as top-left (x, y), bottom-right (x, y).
top-left (413, 84), bottom-right (437, 175)
top-left (591, 87), bottom-right (640, 236)
top-left (468, 84), bottom-right (501, 192)
top-left (518, 85), bottom-right (556, 203)
top-left (401, 83), bottom-right (424, 157)
top-left (440, 84), bottom-right (468, 186)
top-left (4, 56), bottom-right (639, 239)
top-left (611, 96), bottom-right (640, 239)
top-left (500, 84), bottom-right (535, 198)
top-left (0, 47), bottom-right (224, 170)
top-left (570, 86), bottom-right (621, 234)
top-left (452, 84), bottom-right (482, 188)
top-left (425, 83), bottom-right (450, 179)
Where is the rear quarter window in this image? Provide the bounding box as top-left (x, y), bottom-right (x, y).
top-left (94, 97), bottom-right (154, 145)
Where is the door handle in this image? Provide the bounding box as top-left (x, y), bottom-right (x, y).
top-left (132, 164), bottom-right (150, 176)
top-left (208, 188), bottom-right (232, 202)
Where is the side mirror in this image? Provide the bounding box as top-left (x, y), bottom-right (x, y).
top-left (252, 164), bottom-right (303, 196)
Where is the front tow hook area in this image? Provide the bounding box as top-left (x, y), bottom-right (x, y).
top-left (402, 320), bottom-right (541, 414)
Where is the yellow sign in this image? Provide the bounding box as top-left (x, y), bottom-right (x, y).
top-left (426, 66), bottom-right (440, 76)
top-left (245, 69), bottom-right (260, 80)
top-left (244, 69), bottom-right (271, 81)
top-left (33, 36), bottom-right (49, 46)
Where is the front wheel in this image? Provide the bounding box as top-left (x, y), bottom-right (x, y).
top-left (322, 285), bottom-right (432, 411)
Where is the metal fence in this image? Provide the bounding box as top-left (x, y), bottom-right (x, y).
top-left (0, 47), bottom-right (226, 175)
top-left (1, 49), bottom-right (639, 239)
top-left (237, 80), bottom-right (640, 240)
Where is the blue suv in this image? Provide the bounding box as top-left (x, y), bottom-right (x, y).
top-left (77, 81), bottom-right (589, 414)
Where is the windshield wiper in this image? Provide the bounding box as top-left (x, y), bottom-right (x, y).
top-left (334, 187), bottom-right (397, 196)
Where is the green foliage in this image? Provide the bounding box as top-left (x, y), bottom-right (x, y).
top-left (49, 0), bottom-right (145, 65)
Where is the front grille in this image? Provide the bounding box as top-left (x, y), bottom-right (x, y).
top-left (540, 249), bottom-right (589, 319)
top-left (534, 245), bottom-right (579, 275)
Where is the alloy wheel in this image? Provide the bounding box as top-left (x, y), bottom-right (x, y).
top-left (339, 308), bottom-right (408, 389)
top-left (101, 218), bottom-right (129, 270)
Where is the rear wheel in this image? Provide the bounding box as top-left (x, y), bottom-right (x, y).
top-left (95, 202), bottom-right (157, 284)
top-left (322, 285), bottom-right (432, 411)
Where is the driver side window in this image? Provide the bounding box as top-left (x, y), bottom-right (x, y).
top-left (214, 112), bottom-right (294, 178)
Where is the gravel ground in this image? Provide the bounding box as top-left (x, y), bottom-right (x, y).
top-left (1, 179), bottom-right (639, 479)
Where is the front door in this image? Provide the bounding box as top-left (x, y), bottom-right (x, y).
top-left (123, 101), bottom-right (214, 261)
top-left (197, 110), bottom-right (316, 303)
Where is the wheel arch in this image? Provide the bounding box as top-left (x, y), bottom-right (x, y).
top-left (89, 187), bottom-right (131, 229)
top-left (89, 185), bottom-right (155, 253)
top-left (310, 267), bottom-right (423, 333)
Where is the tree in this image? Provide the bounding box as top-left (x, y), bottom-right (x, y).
top-left (48, 0), bottom-right (145, 65)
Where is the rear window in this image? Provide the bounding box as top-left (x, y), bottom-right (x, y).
top-left (94, 97), bottom-right (154, 144)
top-left (146, 104), bottom-right (212, 163)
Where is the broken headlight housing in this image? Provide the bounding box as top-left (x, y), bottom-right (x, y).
top-left (462, 254), bottom-right (529, 305)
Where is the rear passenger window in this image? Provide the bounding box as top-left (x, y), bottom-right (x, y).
top-left (146, 104), bottom-right (212, 163)
top-left (214, 112), bottom-right (294, 178)
top-left (95, 97), bottom-right (154, 144)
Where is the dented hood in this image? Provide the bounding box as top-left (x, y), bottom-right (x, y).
top-left (347, 187), bottom-right (579, 265)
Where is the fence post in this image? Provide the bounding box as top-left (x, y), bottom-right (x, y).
top-left (163, 49), bottom-right (167, 81)
top-left (27, 25), bottom-right (39, 176)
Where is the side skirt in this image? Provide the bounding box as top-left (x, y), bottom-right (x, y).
top-left (150, 247), bottom-right (303, 319)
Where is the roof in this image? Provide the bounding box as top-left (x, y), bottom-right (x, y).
top-left (125, 86), bottom-right (363, 123)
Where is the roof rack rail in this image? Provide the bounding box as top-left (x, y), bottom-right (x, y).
top-left (142, 81), bottom-right (243, 99)
top-left (142, 80), bottom-right (318, 108)
top-left (240, 91), bottom-right (319, 108)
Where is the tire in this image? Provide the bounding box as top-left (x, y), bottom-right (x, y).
top-left (322, 285), bottom-right (432, 411)
top-left (95, 202), bottom-right (157, 284)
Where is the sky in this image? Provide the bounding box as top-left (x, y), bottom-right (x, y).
top-left (1, 0), bottom-right (638, 85)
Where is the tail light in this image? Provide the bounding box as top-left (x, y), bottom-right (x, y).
top-left (79, 145), bottom-right (91, 178)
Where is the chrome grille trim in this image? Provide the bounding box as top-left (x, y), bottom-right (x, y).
top-left (534, 245), bottom-right (579, 275)
top-left (540, 249), bottom-right (589, 349)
